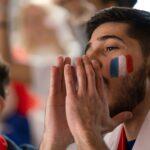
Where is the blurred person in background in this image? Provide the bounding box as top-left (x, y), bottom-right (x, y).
top-left (0, 0), bottom-right (66, 146)
top-left (48, 0), bottom-right (83, 58)
top-left (87, 0), bottom-right (137, 10)
top-left (12, 3), bottom-right (65, 63)
top-left (13, 3), bottom-right (65, 100)
top-left (53, 0), bottom-right (96, 51)
top-left (0, 0), bottom-right (40, 146)
top-left (53, 0), bottom-right (137, 54)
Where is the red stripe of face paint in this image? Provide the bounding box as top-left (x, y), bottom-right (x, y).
top-left (126, 55), bottom-right (133, 73)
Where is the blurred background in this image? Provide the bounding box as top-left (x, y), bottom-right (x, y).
top-left (0, 0), bottom-right (149, 148)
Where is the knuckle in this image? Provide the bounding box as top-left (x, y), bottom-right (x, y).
top-left (87, 66), bottom-right (95, 76)
top-left (79, 69), bottom-right (85, 77)
top-left (67, 92), bottom-right (76, 98)
top-left (88, 91), bottom-right (97, 98)
top-left (78, 91), bottom-right (86, 98)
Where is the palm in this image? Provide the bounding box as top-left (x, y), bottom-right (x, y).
top-left (44, 57), bottom-right (73, 145)
top-left (64, 56), bottom-right (133, 139)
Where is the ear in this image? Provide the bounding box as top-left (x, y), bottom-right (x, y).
top-left (0, 97), bottom-right (5, 114)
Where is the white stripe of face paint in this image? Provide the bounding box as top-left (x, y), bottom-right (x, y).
top-left (119, 55), bottom-right (127, 77)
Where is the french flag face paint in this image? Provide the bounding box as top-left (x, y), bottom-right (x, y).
top-left (110, 55), bottom-right (133, 77)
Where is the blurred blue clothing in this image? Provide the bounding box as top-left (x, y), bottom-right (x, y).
top-left (127, 140), bottom-right (136, 150)
top-left (2, 112), bottom-right (32, 146)
top-left (4, 136), bottom-right (37, 150)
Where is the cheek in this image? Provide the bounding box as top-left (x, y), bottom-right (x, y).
top-left (102, 54), bottom-right (134, 78)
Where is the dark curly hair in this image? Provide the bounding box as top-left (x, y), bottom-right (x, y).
top-left (0, 60), bottom-right (9, 99)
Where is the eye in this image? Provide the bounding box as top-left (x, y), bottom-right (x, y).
top-left (106, 46), bottom-right (119, 52)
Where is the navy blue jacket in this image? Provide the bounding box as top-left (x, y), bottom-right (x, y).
top-left (4, 136), bottom-right (37, 150)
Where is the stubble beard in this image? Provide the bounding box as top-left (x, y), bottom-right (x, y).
top-left (107, 66), bottom-right (147, 117)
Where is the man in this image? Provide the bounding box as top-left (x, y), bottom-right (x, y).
top-left (0, 3), bottom-right (149, 150)
top-left (40, 7), bottom-right (150, 150)
top-left (87, 0), bottom-right (137, 10)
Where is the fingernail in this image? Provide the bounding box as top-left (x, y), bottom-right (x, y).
top-left (91, 59), bottom-right (97, 64)
top-left (65, 64), bottom-right (70, 68)
top-left (57, 56), bottom-right (64, 63)
top-left (65, 57), bottom-right (71, 64)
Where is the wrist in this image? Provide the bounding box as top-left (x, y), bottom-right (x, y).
top-left (40, 133), bottom-right (70, 150)
top-left (74, 129), bottom-right (108, 150)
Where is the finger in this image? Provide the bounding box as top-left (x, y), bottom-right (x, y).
top-left (91, 60), bottom-right (104, 97)
top-left (112, 111), bottom-right (133, 128)
top-left (82, 55), bottom-right (96, 95)
top-left (49, 66), bottom-right (60, 97)
top-left (64, 57), bottom-right (71, 65)
top-left (56, 56), bottom-right (64, 67)
top-left (46, 66), bottom-right (61, 113)
top-left (71, 65), bottom-right (77, 89)
top-left (56, 57), bottom-right (71, 90)
top-left (64, 64), bottom-right (76, 96)
top-left (64, 57), bottom-right (72, 84)
top-left (63, 57), bottom-right (71, 90)
top-left (91, 59), bottom-right (108, 105)
top-left (76, 57), bottom-right (86, 95)
top-left (56, 56), bottom-right (71, 69)
top-left (56, 56), bottom-right (64, 87)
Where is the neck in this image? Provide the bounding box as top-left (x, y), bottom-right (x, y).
top-left (124, 80), bottom-right (150, 141)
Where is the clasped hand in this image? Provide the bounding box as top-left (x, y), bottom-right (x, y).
top-left (41, 56), bottom-right (132, 150)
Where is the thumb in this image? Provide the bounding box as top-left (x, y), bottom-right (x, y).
top-left (112, 111), bottom-right (133, 128)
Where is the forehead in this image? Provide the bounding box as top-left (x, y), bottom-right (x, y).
top-left (90, 22), bottom-right (130, 42)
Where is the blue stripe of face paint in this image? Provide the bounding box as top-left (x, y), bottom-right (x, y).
top-left (110, 57), bottom-right (119, 77)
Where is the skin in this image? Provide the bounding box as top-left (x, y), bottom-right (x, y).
top-left (85, 22), bottom-right (150, 141)
top-left (63, 23), bottom-right (149, 149)
top-left (0, 1), bottom-right (149, 149)
top-left (86, 23), bottom-right (146, 117)
top-left (40, 57), bottom-right (74, 150)
top-left (0, 1), bottom-right (149, 148)
top-left (40, 22), bottom-right (150, 150)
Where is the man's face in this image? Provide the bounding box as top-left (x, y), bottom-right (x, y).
top-left (86, 22), bottom-right (147, 117)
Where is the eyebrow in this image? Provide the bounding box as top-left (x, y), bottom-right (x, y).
top-left (97, 35), bottom-right (125, 43)
top-left (84, 35), bottom-right (125, 54)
